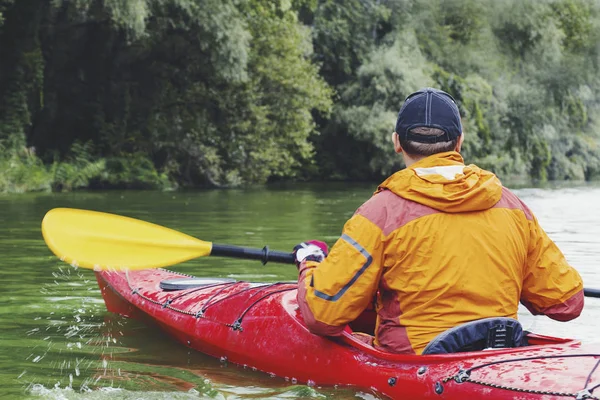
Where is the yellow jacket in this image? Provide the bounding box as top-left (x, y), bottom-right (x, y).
top-left (297, 151), bottom-right (584, 354)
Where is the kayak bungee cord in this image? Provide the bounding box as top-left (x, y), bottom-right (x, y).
top-left (584, 368), bottom-right (600, 398)
top-left (230, 287), bottom-right (301, 332)
top-left (124, 270), bottom-right (296, 329)
top-left (584, 359), bottom-right (600, 389)
top-left (193, 281), bottom-right (245, 316)
top-left (195, 281), bottom-right (295, 319)
top-left (125, 270), bottom-right (245, 328)
top-left (162, 280), bottom-right (238, 304)
top-left (442, 354), bottom-right (600, 399)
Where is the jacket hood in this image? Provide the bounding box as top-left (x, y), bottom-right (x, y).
top-left (376, 151), bottom-right (502, 212)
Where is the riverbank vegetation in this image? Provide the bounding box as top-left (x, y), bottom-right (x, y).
top-left (1, 0), bottom-right (599, 192)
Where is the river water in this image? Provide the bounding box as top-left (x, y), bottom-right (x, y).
top-left (1, 182), bottom-right (599, 399)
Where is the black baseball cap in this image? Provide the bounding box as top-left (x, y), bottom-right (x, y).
top-left (395, 88), bottom-right (462, 143)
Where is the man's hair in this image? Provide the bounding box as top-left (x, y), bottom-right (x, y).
top-left (398, 127), bottom-right (458, 157)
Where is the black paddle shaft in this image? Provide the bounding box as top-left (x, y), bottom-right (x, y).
top-left (211, 243), bottom-right (295, 265)
top-left (211, 243), bottom-right (600, 294)
top-left (584, 288), bottom-right (600, 298)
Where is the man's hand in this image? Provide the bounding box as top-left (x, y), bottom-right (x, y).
top-left (293, 240), bottom-right (328, 268)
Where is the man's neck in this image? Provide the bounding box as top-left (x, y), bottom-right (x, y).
top-left (402, 153), bottom-right (424, 168)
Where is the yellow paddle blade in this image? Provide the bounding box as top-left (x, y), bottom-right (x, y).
top-left (41, 208), bottom-right (213, 270)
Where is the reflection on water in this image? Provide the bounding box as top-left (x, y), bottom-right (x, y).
top-left (0, 182), bottom-right (598, 399)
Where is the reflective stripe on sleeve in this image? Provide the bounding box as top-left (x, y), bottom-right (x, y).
top-left (313, 233), bottom-right (372, 301)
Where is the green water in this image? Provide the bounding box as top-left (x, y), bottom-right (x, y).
top-left (1, 183), bottom-right (600, 399)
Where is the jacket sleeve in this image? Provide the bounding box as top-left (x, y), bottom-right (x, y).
top-left (521, 216), bottom-right (584, 321)
top-left (296, 212), bottom-right (385, 336)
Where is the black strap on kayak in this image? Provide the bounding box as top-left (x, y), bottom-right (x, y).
top-left (231, 286), bottom-right (297, 331)
top-left (440, 353), bottom-right (600, 399)
top-left (197, 282), bottom-right (294, 318)
top-left (193, 281), bottom-right (245, 317)
top-left (167, 281), bottom-right (238, 303)
top-left (585, 359), bottom-right (600, 389)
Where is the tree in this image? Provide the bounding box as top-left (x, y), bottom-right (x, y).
top-left (0, 0), bottom-right (332, 189)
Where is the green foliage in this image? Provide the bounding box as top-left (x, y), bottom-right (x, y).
top-left (313, 0), bottom-right (600, 182)
top-left (0, 147), bottom-right (50, 193)
top-left (547, 134), bottom-right (600, 180)
top-left (551, 0), bottom-right (594, 52)
top-left (218, 0), bottom-right (332, 184)
top-left (411, 0), bottom-right (491, 75)
top-left (0, 142), bottom-right (171, 193)
top-left (1, 0), bottom-right (600, 192)
top-left (125, 0), bottom-right (333, 187)
top-left (0, 0), bottom-right (45, 151)
top-left (0, 0), bottom-right (332, 191)
top-left (50, 141), bottom-right (106, 191)
top-left (321, 32), bottom-right (432, 178)
top-left (99, 154), bottom-right (172, 189)
top-left (492, 1), bottom-right (557, 59)
top-left (439, 0), bottom-right (486, 44)
top-left (0, 0), bottom-right (14, 27)
top-left (50, 0), bottom-right (150, 39)
top-left (309, 0), bottom-right (391, 85)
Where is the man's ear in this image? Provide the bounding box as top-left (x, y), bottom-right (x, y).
top-left (392, 132), bottom-right (402, 154)
top-left (455, 133), bottom-right (465, 152)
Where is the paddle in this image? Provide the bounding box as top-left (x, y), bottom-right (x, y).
top-left (41, 208), bottom-right (600, 300)
top-left (584, 288), bottom-right (600, 298)
top-left (41, 208), bottom-right (295, 271)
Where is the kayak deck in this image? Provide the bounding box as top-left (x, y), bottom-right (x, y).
top-left (95, 268), bottom-right (600, 399)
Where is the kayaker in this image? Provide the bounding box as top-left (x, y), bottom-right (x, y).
top-left (293, 87), bottom-right (584, 355)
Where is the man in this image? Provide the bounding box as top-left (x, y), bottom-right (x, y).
top-left (294, 88), bottom-right (584, 355)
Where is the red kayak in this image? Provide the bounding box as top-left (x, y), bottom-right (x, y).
top-left (96, 268), bottom-right (600, 399)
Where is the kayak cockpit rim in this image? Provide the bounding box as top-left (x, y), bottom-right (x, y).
top-left (281, 290), bottom-right (581, 362)
top-left (339, 330), bottom-right (581, 361)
